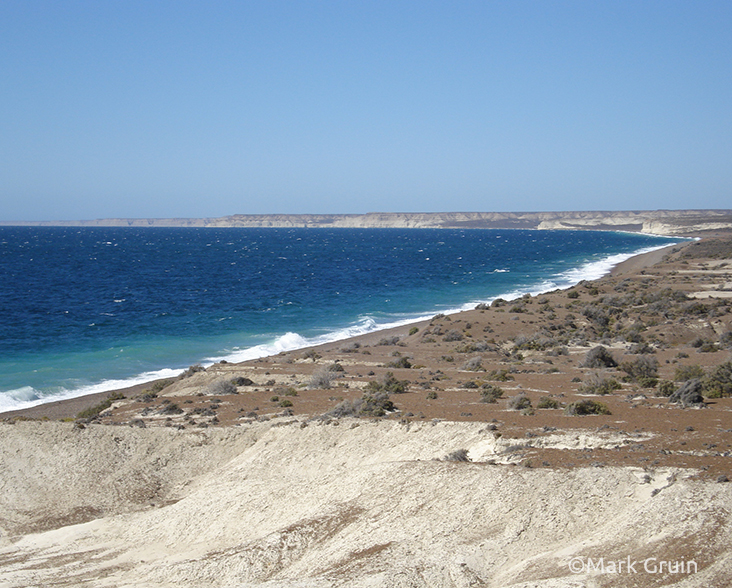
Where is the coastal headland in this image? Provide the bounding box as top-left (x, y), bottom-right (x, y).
top-left (4, 208), bottom-right (732, 236)
top-left (2, 226), bottom-right (732, 586)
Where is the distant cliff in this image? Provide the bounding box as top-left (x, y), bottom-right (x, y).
top-left (4, 210), bottom-right (732, 236)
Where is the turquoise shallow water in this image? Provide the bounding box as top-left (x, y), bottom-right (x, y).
top-left (0, 227), bottom-right (682, 411)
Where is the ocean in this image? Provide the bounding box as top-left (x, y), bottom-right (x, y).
top-left (0, 226), bottom-right (683, 412)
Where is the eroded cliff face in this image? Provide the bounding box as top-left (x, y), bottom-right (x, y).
top-left (4, 210), bottom-right (732, 234)
top-left (1, 420), bottom-right (731, 587)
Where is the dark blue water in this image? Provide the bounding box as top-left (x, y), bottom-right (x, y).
top-left (0, 227), bottom-right (682, 410)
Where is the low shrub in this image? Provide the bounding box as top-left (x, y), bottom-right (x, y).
top-left (340, 342), bottom-right (361, 353)
top-left (486, 369), bottom-right (514, 381)
top-left (620, 355), bottom-right (659, 382)
top-left (702, 361), bottom-right (732, 398)
top-left (720, 331), bottom-right (732, 349)
top-left (158, 401), bottom-right (183, 415)
top-left (674, 365), bottom-right (705, 381)
top-left (274, 386), bottom-right (298, 397)
top-left (231, 376), bottom-right (254, 386)
top-left (579, 372), bottom-right (621, 395)
top-left (657, 380), bottom-right (676, 397)
top-left (303, 349), bottom-right (322, 361)
top-left (387, 356), bottom-right (412, 369)
top-left (513, 332), bottom-right (557, 351)
top-left (308, 366), bottom-right (336, 390)
top-left (328, 391), bottom-right (396, 418)
top-left (426, 391), bottom-right (438, 400)
top-left (76, 391), bottom-right (125, 420)
top-left (206, 379), bottom-right (236, 395)
top-left (364, 371), bottom-right (408, 394)
top-left (507, 394), bottom-right (532, 411)
top-left (443, 330), bottom-right (464, 342)
top-left (178, 364), bottom-right (205, 379)
top-left (537, 396), bottom-right (560, 409)
top-left (564, 399), bottom-right (611, 416)
top-left (455, 341), bottom-right (491, 353)
top-left (636, 376), bottom-right (658, 389)
top-left (149, 379), bottom-right (173, 393)
top-left (480, 384), bottom-right (503, 403)
top-left (462, 357), bottom-right (483, 371)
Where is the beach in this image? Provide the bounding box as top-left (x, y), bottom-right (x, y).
top-left (2, 234), bottom-right (732, 587)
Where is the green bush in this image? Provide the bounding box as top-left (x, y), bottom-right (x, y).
top-left (149, 379), bottom-right (173, 393)
top-left (657, 380), bottom-right (676, 397)
top-left (426, 391), bottom-right (438, 400)
top-left (275, 386), bottom-right (298, 397)
top-left (76, 391), bottom-right (125, 420)
top-left (674, 365), bottom-right (705, 381)
top-left (637, 376), bottom-right (658, 389)
top-left (328, 391), bottom-right (396, 418)
top-left (409, 326), bottom-right (419, 336)
top-left (702, 362), bottom-right (732, 398)
top-left (513, 332), bottom-right (557, 351)
top-left (480, 384), bottom-right (504, 403)
top-left (364, 371), bottom-right (408, 394)
top-left (537, 396), bottom-right (560, 409)
top-left (486, 369), bottom-right (514, 381)
top-left (564, 399), bottom-right (611, 416)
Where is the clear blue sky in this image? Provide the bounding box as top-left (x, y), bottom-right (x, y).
top-left (1, 1), bottom-right (730, 220)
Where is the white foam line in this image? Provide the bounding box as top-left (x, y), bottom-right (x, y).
top-left (0, 368), bottom-right (183, 413)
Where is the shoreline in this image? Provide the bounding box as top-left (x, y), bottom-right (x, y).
top-left (3, 234), bottom-right (732, 586)
top-left (0, 240), bottom-right (690, 421)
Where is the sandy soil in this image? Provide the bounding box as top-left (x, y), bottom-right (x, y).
top-left (2, 234), bottom-right (732, 587)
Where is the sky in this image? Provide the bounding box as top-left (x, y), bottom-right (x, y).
top-left (1, 1), bottom-right (731, 221)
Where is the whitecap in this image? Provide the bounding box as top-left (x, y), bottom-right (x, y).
top-left (0, 368), bottom-right (183, 413)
